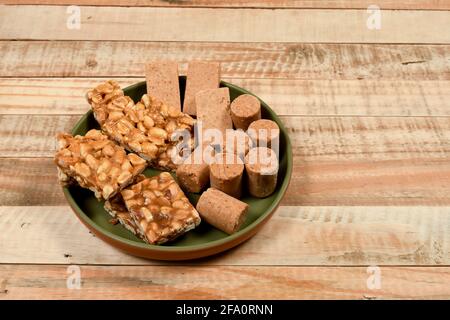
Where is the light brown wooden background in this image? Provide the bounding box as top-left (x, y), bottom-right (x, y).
top-left (0, 1), bottom-right (449, 299)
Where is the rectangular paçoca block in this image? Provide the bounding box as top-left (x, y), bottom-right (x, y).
top-left (121, 172), bottom-right (201, 245)
top-left (176, 144), bottom-right (216, 193)
top-left (196, 87), bottom-right (232, 144)
top-left (183, 61), bottom-right (221, 116)
top-left (145, 61), bottom-right (181, 111)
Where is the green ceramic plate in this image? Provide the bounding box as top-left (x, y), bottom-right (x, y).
top-left (63, 77), bottom-right (292, 260)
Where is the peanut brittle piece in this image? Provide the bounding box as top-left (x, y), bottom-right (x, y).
top-left (86, 81), bottom-right (195, 171)
top-left (104, 193), bottom-right (143, 238)
top-left (133, 94), bottom-right (195, 170)
top-left (104, 174), bottom-right (147, 239)
top-left (121, 172), bottom-right (201, 245)
top-left (54, 129), bottom-right (147, 200)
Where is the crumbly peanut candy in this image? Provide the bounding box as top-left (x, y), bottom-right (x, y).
top-left (104, 174), bottom-right (147, 238)
top-left (86, 80), bottom-right (195, 171)
top-left (54, 129), bottom-right (147, 200)
top-left (104, 194), bottom-right (143, 238)
top-left (121, 172), bottom-right (201, 245)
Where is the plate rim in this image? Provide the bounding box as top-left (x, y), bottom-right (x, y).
top-left (62, 80), bottom-right (293, 254)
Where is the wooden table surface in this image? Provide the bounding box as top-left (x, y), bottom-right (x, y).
top-left (0, 1), bottom-right (450, 300)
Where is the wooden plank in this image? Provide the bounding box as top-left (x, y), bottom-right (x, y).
top-left (0, 206), bottom-right (449, 266)
top-left (0, 158), bottom-right (63, 206)
top-left (238, 79), bottom-right (450, 116)
top-left (0, 115), bottom-right (78, 157)
top-left (1, 1), bottom-right (449, 10)
top-left (1, 42), bottom-right (448, 80)
top-left (2, 115), bottom-right (450, 159)
top-left (290, 158), bottom-right (450, 206)
top-left (1, 6), bottom-right (449, 43)
top-left (3, 156), bottom-right (450, 206)
top-left (0, 264), bottom-right (449, 299)
top-left (2, 78), bottom-right (450, 116)
top-left (284, 116), bottom-right (450, 161)
top-left (0, 78), bottom-right (134, 115)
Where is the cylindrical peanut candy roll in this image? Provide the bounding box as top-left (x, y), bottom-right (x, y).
top-left (196, 188), bottom-right (249, 234)
top-left (247, 119), bottom-right (280, 149)
top-left (230, 94), bottom-right (261, 130)
top-left (222, 129), bottom-right (254, 160)
top-left (176, 144), bottom-right (215, 193)
top-left (245, 147), bottom-right (279, 198)
top-left (209, 152), bottom-right (244, 199)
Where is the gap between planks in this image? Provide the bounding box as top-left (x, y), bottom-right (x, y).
top-left (0, 264), bottom-right (449, 299)
top-left (0, 6), bottom-right (449, 43)
top-left (0, 206), bottom-right (449, 266)
top-left (2, 1), bottom-right (450, 10)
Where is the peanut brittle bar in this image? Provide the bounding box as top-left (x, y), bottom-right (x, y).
top-left (121, 172), bottom-right (201, 245)
top-left (86, 80), bottom-right (195, 171)
top-left (54, 129), bottom-right (147, 200)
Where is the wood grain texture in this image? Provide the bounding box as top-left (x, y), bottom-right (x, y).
top-left (0, 264), bottom-right (449, 299)
top-left (285, 116), bottom-right (450, 161)
top-left (291, 158), bottom-right (450, 206)
top-left (1, 6), bottom-right (450, 43)
top-left (2, 78), bottom-right (450, 116)
top-left (0, 78), bottom-right (134, 115)
top-left (0, 115), bottom-right (77, 157)
top-left (0, 159), bottom-right (63, 206)
top-left (0, 206), bottom-right (449, 266)
top-left (2, 0), bottom-right (449, 10)
top-left (1, 41), bottom-right (448, 80)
